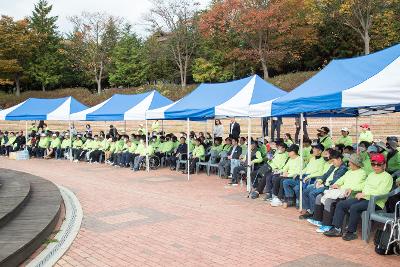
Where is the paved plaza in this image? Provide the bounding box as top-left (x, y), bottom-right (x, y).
top-left (0, 158), bottom-right (397, 267)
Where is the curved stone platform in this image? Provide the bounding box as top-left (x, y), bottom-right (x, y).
top-left (0, 169), bottom-right (62, 267)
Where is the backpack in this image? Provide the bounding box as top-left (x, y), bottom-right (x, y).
top-left (374, 227), bottom-right (399, 255)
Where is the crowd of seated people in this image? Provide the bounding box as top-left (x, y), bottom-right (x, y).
top-left (1, 121), bottom-right (399, 243)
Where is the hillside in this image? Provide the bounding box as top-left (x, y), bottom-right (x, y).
top-left (0, 71), bottom-right (317, 109)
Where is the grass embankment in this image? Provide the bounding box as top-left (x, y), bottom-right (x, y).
top-left (0, 71), bottom-right (316, 108)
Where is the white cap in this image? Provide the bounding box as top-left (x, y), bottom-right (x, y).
top-left (341, 127), bottom-right (349, 132)
top-left (40, 133), bottom-right (46, 136)
top-left (52, 133), bottom-right (57, 137)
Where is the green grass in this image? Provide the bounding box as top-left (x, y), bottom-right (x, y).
top-left (0, 71), bottom-right (316, 108)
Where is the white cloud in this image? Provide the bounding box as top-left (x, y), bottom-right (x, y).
top-left (0, 0), bottom-right (210, 37)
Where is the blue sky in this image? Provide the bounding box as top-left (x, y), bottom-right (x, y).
top-left (0, 0), bottom-right (210, 36)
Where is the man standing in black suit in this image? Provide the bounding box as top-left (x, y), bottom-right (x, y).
top-left (218, 137), bottom-right (242, 177)
top-left (229, 118), bottom-right (241, 139)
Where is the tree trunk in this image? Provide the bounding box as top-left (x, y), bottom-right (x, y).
top-left (97, 79), bottom-right (102, 95)
top-left (261, 58), bottom-right (269, 80)
top-left (42, 84), bottom-right (46, 92)
top-left (15, 74), bottom-right (21, 97)
top-left (97, 62), bottom-right (103, 94)
top-left (364, 31), bottom-right (370, 55)
top-left (179, 65), bottom-right (186, 88)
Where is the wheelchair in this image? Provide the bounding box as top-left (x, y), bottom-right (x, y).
top-left (138, 155), bottom-right (161, 170)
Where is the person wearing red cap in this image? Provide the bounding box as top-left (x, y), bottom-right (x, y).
top-left (324, 153), bottom-right (393, 241)
top-left (359, 123), bottom-right (373, 143)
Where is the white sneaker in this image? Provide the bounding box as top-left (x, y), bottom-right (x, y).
top-left (73, 159), bottom-right (78, 163)
top-left (270, 197), bottom-right (283, 207)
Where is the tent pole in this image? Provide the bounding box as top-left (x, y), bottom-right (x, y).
top-left (145, 120), bottom-right (149, 172)
top-left (329, 117), bottom-right (333, 138)
top-left (124, 121), bottom-right (126, 132)
top-left (187, 118), bottom-right (190, 181)
top-left (25, 121), bottom-right (28, 151)
top-left (161, 120), bottom-right (164, 133)
top-left (212, 121), bottom-right (214, 144)
top-left (261, 118), bottom-right (265, 143)
top-left (69, 120), bottom-right (73, 162)
top-left (299, 113), bottom-right (304, 211)
top-left (355, 116), bottom-right (359, 153)
top-left (246, 117), bottom-right (251, 192)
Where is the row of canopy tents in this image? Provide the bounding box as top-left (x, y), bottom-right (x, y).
top-left (0, 44), bottom-right (400, 191)
top-left (2, 43), bottom-right (399, 121)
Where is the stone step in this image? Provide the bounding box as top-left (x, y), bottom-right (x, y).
top-left (0, 170), bottom-right (31, 228)
top-left (0, 169), bottom-right (62, 267)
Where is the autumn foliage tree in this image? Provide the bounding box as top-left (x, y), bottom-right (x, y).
top-left (0, 16), bottom-right (37, 96)
top-left (200, 0), bottom-right (314, 80)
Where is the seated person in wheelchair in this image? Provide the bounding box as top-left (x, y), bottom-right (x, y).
top-left (131, 136), bottom-right (147, 171)
top-left (229, 140), bottom-right (263, 186)
top-left (281, 143), bottom-right (326, 208)
top-left (308, 153), bottom-right (365, 233)
top-left (299, 149), bottom-right (347, 220)
top-left (183, 138), bottom-right (205, 174)
top-left (168, 136), bottom-right (187, 170)
top-left (132, 137), bottom-right (157, 171)
top-left (218, 137), bottom-right (242, 178)
top-left (155, 135), bottom-right (175, 162)
top-left (249, 141), bottom-right (288, 199)
top-left (324, 153), bottom-right (393, 241)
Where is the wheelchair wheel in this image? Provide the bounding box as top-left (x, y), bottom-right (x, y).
top-left (149, 156), bottom-right (160, 170)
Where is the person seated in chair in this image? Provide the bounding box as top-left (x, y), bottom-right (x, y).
top-left (132, 137), bottom-right (155, 171)
top-left (230, 140), bottom-right (263, 186)
top-left (299, 149), bottom-right (347, 220)
top-left (249, 141), bottom-right (288, 199)
top-left (168, 136), bottom-right (187, 170)
top-left (219, 137), bottom-right (232, 160)
top-left (218, 137), bottom-right (242, 178)
top-left (282, 143), bottom-right (326, 208)
top-left (209, 137), bottom-right (223, 163)
top-left (183, 138), bottom-right (205, 174)
top-left (308, 154), bottom-right (366, 233)
top-left (324, 153), bottom-right (393, 241)
top-left (270, 144), bottom-right (302, 207)
top-left (45, 133), bottom-right (61, 159)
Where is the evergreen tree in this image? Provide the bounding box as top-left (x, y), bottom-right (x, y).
top-left (29, 0), bottom-right (61, 91)
top-left (109, 24), bottom-right (148, 87)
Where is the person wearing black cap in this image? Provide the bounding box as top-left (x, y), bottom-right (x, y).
top-left (249, 141), bottom-right (289, 199)
top-left (282, 142), bottom-right (326, 208)
top-left (229, 140), bottom-right (263, 186)
top-left (317, 127), bottom-right (333, 150)
top-left (270, 144), bottom-right (302, 207)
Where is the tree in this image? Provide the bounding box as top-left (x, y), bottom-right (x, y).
top-left (29, 0), bottom-right (61, 91)
top-left (0, 16), bottom-right (37, 96)
top-left (146, 0), bottom-right (200, 88)
top-left (68, 12), bottom-right (121, 94)
top-left (200, 0), bottom-right (313, 80)
top-left (109, 24), bottom-right (148, 87)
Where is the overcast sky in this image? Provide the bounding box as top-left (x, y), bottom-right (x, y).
top-left (0, 0), bottom-right (210, 36)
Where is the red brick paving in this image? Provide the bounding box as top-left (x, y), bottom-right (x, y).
top-left (0, 158), bottom-right (398, 267)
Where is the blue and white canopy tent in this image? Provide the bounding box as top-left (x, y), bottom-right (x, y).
top-left (70, 90), bottom-right (172, 121)
top-left (271, 44), bottom-right (400, 117)
top-left (70, 90), bottom-right (172, 171)
top-left (269, 44), bottom-right (400, 210)
top-left (146, 74), bottom-right (286, 185)
top-left (0, 97), bottom-right (87, 121)
top-left (0, 97), bottom-right (88, 158)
